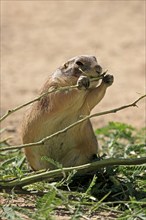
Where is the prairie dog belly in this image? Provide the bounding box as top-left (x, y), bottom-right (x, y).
top-left (25, 114), bottom-right (92, 170)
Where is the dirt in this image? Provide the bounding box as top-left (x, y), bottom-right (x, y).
top-left (1, 0), bottom-right (145, 145)
top-left (0, 193), bottom-right (118, 220)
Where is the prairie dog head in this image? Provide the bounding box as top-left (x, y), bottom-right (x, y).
top-left (61, 55), bottom-right (102, 79)
top-left (52, 55), bottom-right (103, 88)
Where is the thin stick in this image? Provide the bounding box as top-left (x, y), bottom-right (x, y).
top-left (0, 75), bottom-right (105, 123)
top-left (0, 157), bottom-right (146, 188)
top-left (0, 94), bottom-right (145, 152)
top-left (0, 85), bottom-right (76, 123)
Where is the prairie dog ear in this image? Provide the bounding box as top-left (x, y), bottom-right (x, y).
top-left (63, 61), bottom-right (69, 69)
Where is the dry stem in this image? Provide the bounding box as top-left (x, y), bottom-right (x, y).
top-left (0, 75), bottom-right (104, 123)
top-left (0, 94), bottom-right (145, 152)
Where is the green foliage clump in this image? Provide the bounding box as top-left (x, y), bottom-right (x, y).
top-left (96, 121), bottom-right (146, 158)
top-left (0, 122), bottom-right (146, 220)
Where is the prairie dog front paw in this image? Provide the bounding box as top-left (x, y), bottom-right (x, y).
top-left (77, 76), bottom-right (90, 90)
top-left (102, 74), bottom-right (114, 87)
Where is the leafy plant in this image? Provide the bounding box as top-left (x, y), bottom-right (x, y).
top-left (95, 121), bottom-right (146, 158)
top-left (0, 122), bottom-right (146, 220)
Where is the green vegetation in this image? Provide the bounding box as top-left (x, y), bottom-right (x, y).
top-left (0, 122), bottom-right (146, 220)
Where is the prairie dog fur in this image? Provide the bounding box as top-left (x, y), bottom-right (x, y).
top-left (22, 55), bottom-right (114, 170)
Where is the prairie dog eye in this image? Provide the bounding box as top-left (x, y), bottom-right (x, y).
top-left (76, 61), bottom-right (84, 67)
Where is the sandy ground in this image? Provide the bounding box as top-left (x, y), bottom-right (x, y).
top-left (1, 0), bottom-right (145, 145)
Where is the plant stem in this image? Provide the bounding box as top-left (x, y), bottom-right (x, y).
top-left (0, 94), bottom-right (145, 152)
top-left (0, 76), bottom-right (103, 123)
top-left (0, 157), bottom-right (146, 188)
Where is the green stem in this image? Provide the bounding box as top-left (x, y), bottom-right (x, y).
top-left (0, 157), bottom-right (146, 188)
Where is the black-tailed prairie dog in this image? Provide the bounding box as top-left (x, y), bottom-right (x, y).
top-left (22, 55), bottom-right (114, 170)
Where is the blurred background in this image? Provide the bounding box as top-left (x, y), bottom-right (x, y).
top-left (1, 1), bottom-right (145, 144)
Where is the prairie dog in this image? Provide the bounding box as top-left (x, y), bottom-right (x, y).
top-left (22, 55), bottom-right (114, 170)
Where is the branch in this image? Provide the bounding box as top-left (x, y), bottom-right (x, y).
top-left (0, 94), bottom-right (145, 152)
top-left (0, 75), bottom-right (104, 123)
top-left (0, 85), bottom-right (76, 123)
top-left (0, 157), bottom-right (146, 188)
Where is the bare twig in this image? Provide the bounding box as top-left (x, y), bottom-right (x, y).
top-left (0, 157), bottom-right (146, 188)
top-left (0, 86), bottom-right (76, 123)
top-left (0, 94), bottom-right (145, 152)
top-left (0, 75), bottom-right (105, 123)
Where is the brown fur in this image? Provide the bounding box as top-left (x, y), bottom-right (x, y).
top-left (22, 55), bottom-right (114, 170)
